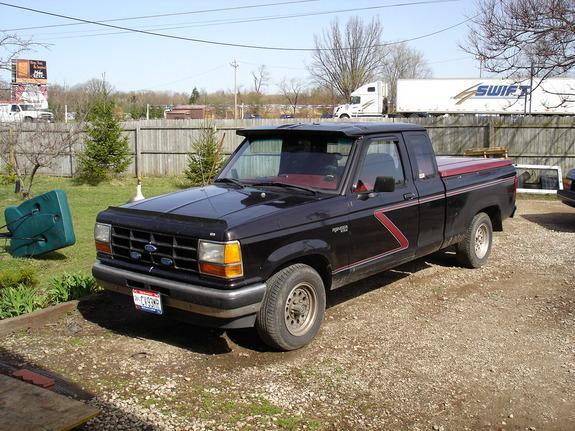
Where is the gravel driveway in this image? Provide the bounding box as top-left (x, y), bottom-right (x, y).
top-left (1, 198), bottom-right (574, 431)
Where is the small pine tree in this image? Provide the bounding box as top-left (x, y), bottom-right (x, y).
top-left (77, 99), bottom-right (132, 184)
top-left (189, 87), bottom-right (201, 104)
top-left (184, 123), bottom-right (224, 186)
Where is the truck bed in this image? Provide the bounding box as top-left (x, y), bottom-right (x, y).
top-left (436, 156), bottom-right (513, 178)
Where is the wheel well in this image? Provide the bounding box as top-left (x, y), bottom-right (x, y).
top-left (276, 254), bottom-right (332, 291)
top-left (479, 205), bottom-right (502, 231)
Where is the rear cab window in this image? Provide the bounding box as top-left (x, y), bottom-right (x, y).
top-left (403, 132), bottom-right (438, 180)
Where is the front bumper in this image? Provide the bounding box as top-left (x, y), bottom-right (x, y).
top-left (558, 189), bottom-right (575, 208)
top-left (92, 262), bottom-right (266, 323)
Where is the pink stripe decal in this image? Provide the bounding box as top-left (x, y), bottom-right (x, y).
top-left (333, 206), bottom-right (410, 274)
top-left (446, 177), bottom-right (515, 197)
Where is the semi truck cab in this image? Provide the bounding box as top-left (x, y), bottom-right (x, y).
top-left (333, 81), bottom-right (389, 118)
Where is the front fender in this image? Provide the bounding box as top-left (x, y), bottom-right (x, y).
top-left (261, 239), bottom-right (332, 279)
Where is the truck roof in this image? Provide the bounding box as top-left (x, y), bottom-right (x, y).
top-left (237, 122), bottom-right (426, 137)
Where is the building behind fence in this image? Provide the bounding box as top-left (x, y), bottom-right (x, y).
top-left (3, 117), bottom-right (575, 177)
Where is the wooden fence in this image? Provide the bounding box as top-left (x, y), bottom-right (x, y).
top-left (2, 116), bottom-right (575, 177)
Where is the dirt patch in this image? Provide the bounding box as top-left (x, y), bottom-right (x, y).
top-left (1, 199), bottom-right (574, 430)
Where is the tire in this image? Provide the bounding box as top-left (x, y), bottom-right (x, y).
top-left (23, 116), bottom-right (34, 123)
top-left (456, 212), bottom-right (493, 268)
top-left (256, 264), bottom-right (326, 351)
top-left (339, 114), bottom-right (350, 119)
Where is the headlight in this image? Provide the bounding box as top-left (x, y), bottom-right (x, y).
top-left (198, 240), bottom-right (243, 279)
top-left (94, 223), bottom-right (111, 243)
top-left (94, 223), bottom-right (112, 254)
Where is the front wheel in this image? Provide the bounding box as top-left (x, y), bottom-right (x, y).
top-left (456, 212), bottom-right (493, 268)
top-left (339, 114), bottom-right (350, 119)
top-left (256, 264), bottom-right (326, 351)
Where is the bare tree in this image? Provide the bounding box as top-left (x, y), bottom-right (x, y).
top-left (0, 123), bottom-right (84, 197)
top-left (279, 78), bottom-right (306, 116)
top-left (251, 65), bottom-right (270, 94)
top-left (247, 65), bottom-right (270, 115)
top-left (0, 32), bottom-right (45, 73)
top-left (83, 73), bottom-right (115, 100)
top-left (381, 42), bottom-right (432, 112)
top-left (0, 78), bottom-right (10, 100)
top-left (463, 0), bottom-right (575, 93)
top-left (309, 17), bottom-right (385, 100)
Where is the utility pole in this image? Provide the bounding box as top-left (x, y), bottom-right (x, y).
top-left (529, 62), bottom-right (534, 115)
top-left (477, 55), bottom-right (484, 78)
top-left (230, 59), bottom-right (239, 119)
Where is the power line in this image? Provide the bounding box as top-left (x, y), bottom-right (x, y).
top-left (0, 0), bottom-right (321, 32)
top-left (428, 56), bottom-right (470, 65)
top-left (147, 64), bottom-right (229, 89)
top-left (238, 61), bottom-right (307, 71)
top-left (28, 0), bottom-right (460, 41)
top-left (0, 1), bottom-right (472, 52)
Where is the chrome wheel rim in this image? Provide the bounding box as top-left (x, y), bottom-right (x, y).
top-left (474, 223), bottom-right (490, 259)
top-left (284, 282), bottom-right (317, 336)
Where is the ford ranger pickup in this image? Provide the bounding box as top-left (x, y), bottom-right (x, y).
top-left (93, 123), bottom-right (517, 350)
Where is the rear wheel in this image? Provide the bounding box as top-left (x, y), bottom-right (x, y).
top-left (23, 116), bottom-right (34, 123)
top-left (256, 264), bottom-right (325, 351)
top-left (456, 212), bottom-right (493, 268)
top-left (339, 114), bottom-right (350, 119)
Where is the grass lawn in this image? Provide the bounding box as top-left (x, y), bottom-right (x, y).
top-left (0, 176), bottom-right (187, 291)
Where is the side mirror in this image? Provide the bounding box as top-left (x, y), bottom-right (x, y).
top-left (373, 176), bottom-right (395, 193)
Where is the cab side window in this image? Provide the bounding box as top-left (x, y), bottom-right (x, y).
top-left (355, 139), bottom-right (404, 192)
top-left (405, 133), bottom-right (437, 180)
top-left (11, 105), bottom-right (20, 113)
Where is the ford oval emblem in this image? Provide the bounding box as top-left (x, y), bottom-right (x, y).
top-left (130, 251), bottom-right (141, 260)
top-left (160, 257), bottom-right (173, 267)
top-left (144, 244), bottom-right (157, 253)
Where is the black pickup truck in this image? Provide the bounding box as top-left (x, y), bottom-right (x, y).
top-left (93, 123), bottom-right (516, 350)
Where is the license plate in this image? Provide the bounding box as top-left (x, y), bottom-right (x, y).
top-left (132, 289), bottom-right (163, 315)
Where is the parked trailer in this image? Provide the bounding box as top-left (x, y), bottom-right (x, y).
top-left (333, 78), bottom-right (575, 118)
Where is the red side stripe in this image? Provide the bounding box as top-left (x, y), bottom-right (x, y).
top-left (374, 209), bottom-right (409, 251)
top-left (333, 206), bottom-right (409, 274)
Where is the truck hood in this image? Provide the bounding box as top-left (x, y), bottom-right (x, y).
top-left (334, 104), bottom-right (348, 114)
top-left (119, 184), bottom-right (320, 221)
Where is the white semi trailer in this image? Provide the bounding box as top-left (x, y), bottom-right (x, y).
top-left (333, 78), bottom-right (575, 118)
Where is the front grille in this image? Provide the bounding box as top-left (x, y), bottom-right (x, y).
top-left (111, 226), bottom-right (198, 273)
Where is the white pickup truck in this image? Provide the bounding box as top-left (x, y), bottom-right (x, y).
top-left (0, 103), bottom-right (54, 123)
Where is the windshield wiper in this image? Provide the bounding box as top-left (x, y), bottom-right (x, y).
top-left (214, 177), bottom-right (244, 188)
top-left (250, 181), bottom-right (318, 195)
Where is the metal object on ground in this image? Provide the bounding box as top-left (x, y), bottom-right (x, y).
top-left (1, 189), bottom-right (76, 257)
top-left (515, 164), bottom-right (563, 194)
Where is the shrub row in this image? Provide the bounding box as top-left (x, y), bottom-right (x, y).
top-left (0, 271), bottom-right (100, 319)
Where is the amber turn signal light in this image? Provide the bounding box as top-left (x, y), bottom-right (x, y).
top-left (95, 241), bottom-right (112, 254)
top-left (199, 262), bottom-right (243, 278)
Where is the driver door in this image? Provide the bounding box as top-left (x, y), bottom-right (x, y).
top-left (342, 134), bottom-right (419, 280)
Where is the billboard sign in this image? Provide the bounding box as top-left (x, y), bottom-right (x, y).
top-left (12, 84), bottom-right (49, 109)
top-left (12, 59), bottom-right (48, 84)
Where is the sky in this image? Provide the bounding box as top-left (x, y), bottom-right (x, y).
top-left (0, 0), bottom-right (483, 94)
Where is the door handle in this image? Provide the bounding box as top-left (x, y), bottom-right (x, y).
top-left (403, 192), bottom-right (416, 200)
